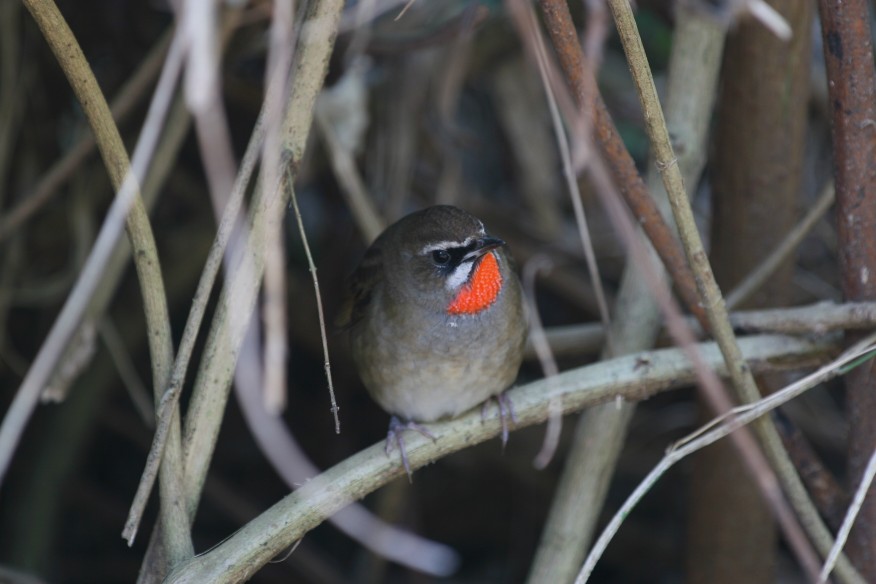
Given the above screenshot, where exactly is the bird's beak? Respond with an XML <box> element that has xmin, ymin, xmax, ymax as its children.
<box><xmin>464</xmin><ymin>237</ymin><xmax>505</xmax><ymax>261</ymax></box>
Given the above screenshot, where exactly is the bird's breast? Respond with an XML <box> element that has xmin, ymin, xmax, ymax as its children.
<box><xmin>351</xmin><ymin>277</ymin><xmax>525</xmax><ymax>422</ymax></box>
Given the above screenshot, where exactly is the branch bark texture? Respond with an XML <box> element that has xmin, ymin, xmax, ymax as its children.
<box><xmin>167</xmin><ymin>334</ymin><xmax>831</xmax><ymax>584</ymax></box>
<box><xmin>688</xmin><ymin>0</ymin><xmax>813</xmax><ymax>581</ymax></box>
<box><xmin>818</xmin><ymin>0</ymin><xmax>876</xmax><ymax>575</ymax></box>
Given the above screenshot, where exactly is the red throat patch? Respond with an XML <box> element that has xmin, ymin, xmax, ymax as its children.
<box><xmin>447</xmin><ymin>252</ymin><xmax>503</xmax><ymax>315</ymax></box>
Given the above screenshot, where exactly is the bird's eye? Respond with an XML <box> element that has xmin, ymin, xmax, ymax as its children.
<box><xmin>431</xmin><ymin>250</ymin><xmax>451</xmax><ymax>266</ymax></box>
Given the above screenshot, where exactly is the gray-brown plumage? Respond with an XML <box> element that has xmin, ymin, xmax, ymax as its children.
<box><xmin>339</xmin><ymin>206</ymin><xmax>527</xmax><ymax>477</ymax></box>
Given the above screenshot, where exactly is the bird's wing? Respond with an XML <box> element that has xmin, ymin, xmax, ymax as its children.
<box><xmin>335</xmin><ymin>244</ymin><xmax>383</xmax><ymax>330</ymax></box>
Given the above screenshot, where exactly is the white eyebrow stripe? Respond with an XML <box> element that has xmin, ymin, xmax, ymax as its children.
<box><xmin>445</xmin><ymin>261</ymin><xmax>475</xmax><ymax>291</ymax></box>
<box><xmin>419</xmin><ymin>236</ymin><xmax>475</xmax><ymax>255</ymax></box>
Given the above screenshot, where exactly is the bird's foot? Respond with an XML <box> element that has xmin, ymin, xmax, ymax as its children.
<box><xmin>481</xmin><ymin>391</ymin><xmax>518</xmax><ymax>450</ymax></box>
<box><xmin>386</xmin><ymin>416</ymin><xmax>435</xmax><ymax>482</ymax></box>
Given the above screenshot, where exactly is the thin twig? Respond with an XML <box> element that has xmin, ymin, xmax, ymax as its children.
<box><xmin>181</xmin><ymin>0</ymin><xmax>218</xmax><ymax>114</ymax></box>
<box><xmin>394</xmin><ymin>0</ymin><xmax>417</xmax><ymax>20</ymax></box>
<box><xmin>537</xmin><ymin>0</ymin><xmax>708</xmax><ymax>329</ymax></box>
<box><xmin>288</xmin><ymin>178</ymin><xmax>340</xmax><ymax>433</ymax></box>
<box><xmin>747</xmin><ymin>0</ymin><xmax>792</xmax><ymax>39</ymax></box>
<box><xmin>505</xmin><ymin>0</ymin><xmax>611</xmax><ymax>329</ymax></box>
<box><xmin>820</xmin><ymin>441</ymin><xmax>876</xmax><ymax>582</ymax></box>
<box><xmin>522</xmin><ymin>256</ymin><xmax>562</xmax><ymax>469</ymax></box>
<box><xmin>166</xmin><ymin>3</ymin><xmax>243</xmax><ymax>569</ymax></box>
<box><xmin>530</xmin><ymin>300</ymin><xmax>876</xmax><ymax>358</ymax></box>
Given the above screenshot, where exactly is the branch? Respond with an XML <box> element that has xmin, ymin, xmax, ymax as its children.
<box><xmin>8</xmin><ymin>0</ymin><xmax>189</xmax><ymax>565</ymax></box>
<box><xmin>529</xmin><ymin>300</ymin><xmax>876</xmax><ymax>358</ymax></box>
<box><xmin>578</xmin><ymin>333</ymin><xmax>876</xmax><ymax>582</ymax></box>
<box><xmin>166</xmin><ymin>333</ymin><xmax>833</xmax><ymax>584</ymax></box>
<box><xmin>179</xmin><ymin>0</ymin><xmax>345</xmax><ymax>521</ymax></box>
<box><xmin>528</xmin><ymin>4</ymin><xmax>726</xmax><ymax>581</ymax></box>
<box><xmin>818</xmin><ymin>0</ymin><xmax>876</xmax><ymax>574</ymax></box>
<box><xmin>608</xmin><ymin>0</ymin><xmax>863</xmax><ymax>581</ymax></box>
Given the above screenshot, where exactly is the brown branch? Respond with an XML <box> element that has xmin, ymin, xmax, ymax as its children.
<box><xmin>775</xmin><ymin>410</ymin><xmax>848</xmax><ymax>531</ymax></box>
<box><xmin>818</xmin><ymin>0</ymin><xmax>876</xmax><ymax>575</ymax></box>
<box><xmin>537</xmin><ymin>0</ymin><xmax>707</xmax><ymax>329</ymax></box>
<box><xmin>529</xmin><ymin>4</ymin><xmax>724</xmax><ymax>582</ymax></box>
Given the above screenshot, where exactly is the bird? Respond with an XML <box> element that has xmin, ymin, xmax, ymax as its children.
<box><xmin>337</xmin><ymin>205</ymin><xmax>527</xmax><ymax>479</ymax></box>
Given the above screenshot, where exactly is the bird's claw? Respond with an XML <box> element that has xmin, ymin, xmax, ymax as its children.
<box><xmin>481</xmin><ymin>391</ymin><xmax>517</xmax><ymax>449</ymax></box>
<box><xmin>385</xmin><ymin>416</ymin><xmax>435</xmax><ymax>482</ymax></box>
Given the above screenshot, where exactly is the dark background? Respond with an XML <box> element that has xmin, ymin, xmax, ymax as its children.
<box><xmin>0</xmin><ymin>1</ymin><xmax>845</xmax><ymax>582</ymax></box>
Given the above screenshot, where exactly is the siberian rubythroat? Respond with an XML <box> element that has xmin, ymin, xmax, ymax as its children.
<box><xmin>338</xmin><ymin>206</ymin><xmax>527</xmax><ymax>477</ymax></box>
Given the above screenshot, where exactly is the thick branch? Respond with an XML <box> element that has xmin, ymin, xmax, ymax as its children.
<box><xmin>818</xmin><ymin>0</ymin><xmax>876</xmax><ymax>574</ymax></box>
<box><xmin>167</xmin><ymin>334</ymin><xmax>832</xmax><ymax>584</ymax></box>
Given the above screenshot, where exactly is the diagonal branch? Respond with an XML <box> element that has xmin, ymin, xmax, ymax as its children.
<box><xmin>608</xmin><ymin>0</ymin><xmax>863</xmax><ymax>581</ymax></box>
<box><xmin>528</xmin><ymin>4</ymin><xmax>726</xmax><ymax>581</ymax></box>
<box><xmin>165</xmin><ymin>333</ymin><xmax>833</xmax><ymax>584</ymax></box>
<box><xmin>6</xmin><ymin>0</ymin><xmax>190</xmax><ymax>565</ymax></box>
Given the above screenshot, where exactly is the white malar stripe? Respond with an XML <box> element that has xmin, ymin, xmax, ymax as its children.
<box><xmin>445</xmin><ymin>261</ymin><xmax>474</xmax><ymax>291</ymax></box>
<box><xmin>419</xmin><ymin>237</ymin><xmax>474</xmax><ymax>255</ymax></box>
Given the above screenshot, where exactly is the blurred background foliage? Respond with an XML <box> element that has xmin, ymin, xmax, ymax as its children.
<box><xmin>0</xmin><ymin>0</ymin><xmax>846</xmax><ymax>582</ymax></box>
